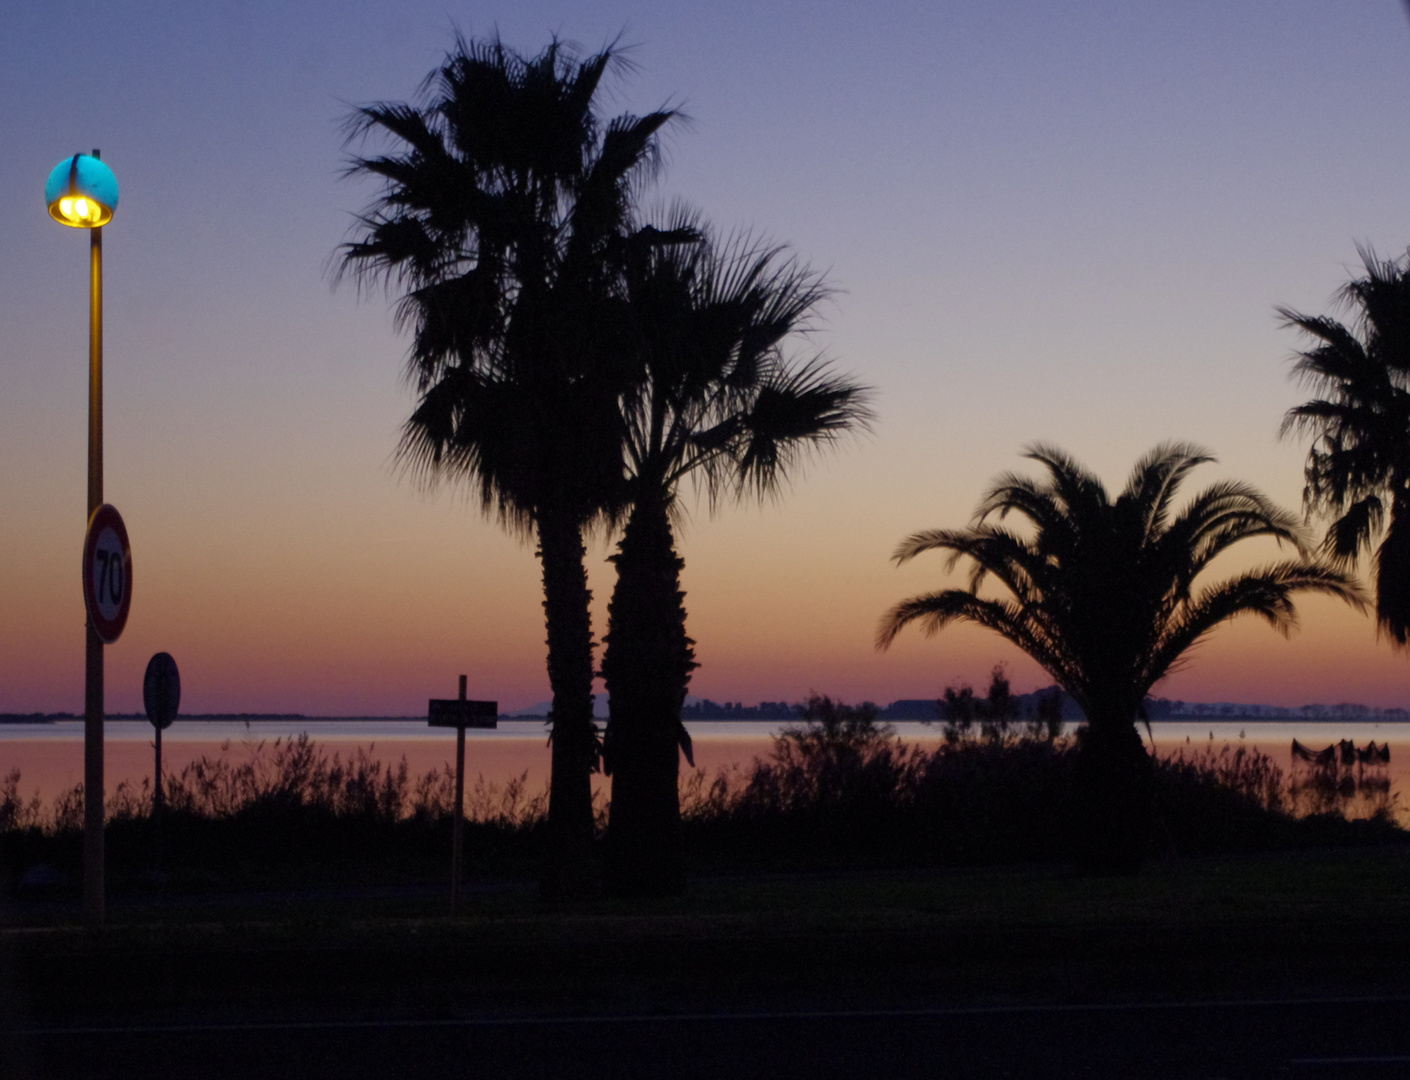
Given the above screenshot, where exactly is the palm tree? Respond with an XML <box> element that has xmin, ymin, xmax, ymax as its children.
<box><xmin>1279</xmin><ymin>246</ymin><xmax>1410</xmax><ymax>646</ymax></box>
<box><xmin>336</xmin><ymin>34</ymin><xmax>676</xmax><ymax>897</ymax></box>
<box><xmin>600</xmin><ymin>221</ymin><xmax>872</xmax><ymax>895</ymax></box>
<box><xmin>877</xmin><ymin>443</ymin><xmax>1363</xmax><ymax>872</ymax></box>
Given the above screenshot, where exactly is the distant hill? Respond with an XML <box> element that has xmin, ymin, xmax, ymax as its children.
<box><xmin>505</xmin><ymin>699</ymin><xmax>614</xmax><ymax>720</ymax></box>
<box><xmin>1145</xmin><ymin>698</ymin><xmax>1410</xmax><ymax>721</ymax></box>
<box><xmin>685</xmin><ymin>691</ymin><xmax>1410</xmax><ymax>724</ymax></box>
<box><xmin>891</xmin><ymin>690</ymin><xmax>1410</xmax><ymax>724</ymax></box>
<box><xmin>877</xmin><ymin>691</ymin><xmax>1081</xmax><ymax>722</ymax></box>
<box><xmin>5</xmin><ymin>695</ymin><xmax>1406</xmax><ymax>726</ymax></box>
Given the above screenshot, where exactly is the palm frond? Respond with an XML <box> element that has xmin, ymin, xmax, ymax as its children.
<box><xmin>882</xmin><ymin>444</ymin><xmax>1368</xmax><ymax>722</ymax></box>
<box><xmin>1321</xmin><ymin>495</ymin><xmax>1383</xmax><ymax>565</ymax></box>
<box><xmin>1145</xmin><ymin>561</ymin><xmax>1366</xmax><ymax>687</ymax></box>
<box><xmin>1280</xmin><ymin>247</ymin><xmax>1410</xmax><ymax>643</ymax></box>
<box><xmin>1121</xmin><ymin>441</ymin><xmax>1215</xmax><ymax>541</ymax></box>
<box><xmin>612</xmin><ymin>217</ymin><xmax>866</xmax><ymax>520</ymax></box>
<box><xmin>732</xmin><ymin>357</ymin><xmax>873</xmax><ymax>500</ymax></box>
<box><xmin>877</xmin><ymin>589</ymin><xmax>1018</xmax><ymax>649</ymax></box>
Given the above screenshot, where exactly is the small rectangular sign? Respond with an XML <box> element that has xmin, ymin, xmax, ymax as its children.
<box><xmin>428</xmin><ymin>699</ymin><xmax>499</xmax><ymax>729</ymax></box>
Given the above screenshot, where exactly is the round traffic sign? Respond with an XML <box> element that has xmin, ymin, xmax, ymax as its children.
<box><xmin>143</xmin><ymin>652</ymin><xmax>180</xmax><ymax>730</ymax></box>
<box><xmin>82</xmin><ymin>504</ymin><xmax>131</xmax><ymax>643</ymax></box>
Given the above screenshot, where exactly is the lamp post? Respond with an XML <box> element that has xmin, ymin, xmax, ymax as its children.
<box><xmin>46</xmin><ymin>150</ymin><xmax>119</xmax><ymax>928</ymax></box>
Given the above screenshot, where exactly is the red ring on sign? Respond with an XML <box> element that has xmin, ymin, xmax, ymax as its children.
<box><xmin>82</xmin><ymin>503</ymin><xmax>132</xmax><ymax>644</ymax></box>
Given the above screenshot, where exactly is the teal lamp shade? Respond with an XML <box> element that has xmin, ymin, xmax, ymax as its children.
<box><xmin>45</xmin><ymin>154</ymin><xmax>119</xmax><ymax>227</ymax></box>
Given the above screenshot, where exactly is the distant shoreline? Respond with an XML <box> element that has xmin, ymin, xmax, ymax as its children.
<box><xmin>4</xmin><ymin>713</ymin><xmax>1410</xmax><ymax>726</ymax></box>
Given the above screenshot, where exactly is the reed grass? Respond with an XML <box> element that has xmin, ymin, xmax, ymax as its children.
<box><xmin>1</xmin><ymin>707</ymin><xmax>1403</xmax><ymax>891</ymax></box>
<box><xmin>679</xmin><ymin>697</ymin><xmax>1405</xmax><ymax>868</ymax></box>
<box><xmin>2</xmin><ymin>731</ymin><xmax>553</xmax><ymax>836</ymax></box>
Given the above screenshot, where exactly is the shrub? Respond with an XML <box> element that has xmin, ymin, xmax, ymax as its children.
<box><xmin>914</xmin><ymin>736</ymin><xmax>1074</xmax><ymax>863</ymax></box>
<box><xmin>0</xmin><ymin>732</ymin><xmax>556</xmax><ymax>891</ymax></box>
<box><xmin>0</xmin><ymin>770</ymin><xmax>43</xmax><ymax>833</ymax></box>
<box><xmin>681</xmin><ymin>696</ymin><xmax>927</xmax><ymax>868</ymax></box>
<box><xmin>683</xmin><ymin>701</ymin><xmax>1407</xmax><ymax>871</ymax></box>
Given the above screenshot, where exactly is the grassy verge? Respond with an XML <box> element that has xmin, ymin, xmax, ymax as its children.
<box><xmin>4</xmin><ymin>846</ymin><xmax>1409</xmax><ymax>1028</ymax></box>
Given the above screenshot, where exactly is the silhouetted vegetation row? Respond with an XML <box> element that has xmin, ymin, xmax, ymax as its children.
<box><xmin>3</xmin><ymin>697</ymin><xmax>1401</xmax><ymax>895</ymax></box>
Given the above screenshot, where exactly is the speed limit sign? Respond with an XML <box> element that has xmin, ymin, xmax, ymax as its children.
<box><xmin>82</xmin><ymin>504</ymin><xmax>131</xmax><ymax>644</ymax></box>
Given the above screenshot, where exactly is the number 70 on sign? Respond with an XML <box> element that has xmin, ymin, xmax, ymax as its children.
<box><xmin>82</xmin><ymin>504</ymin><xmax>132</xmax><ymax>644</ymax></box>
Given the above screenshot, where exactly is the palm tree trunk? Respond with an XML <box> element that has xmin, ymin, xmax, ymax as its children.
<box><xmin>601</xmin><ymin>491</ymin><xmax>696</xmax><ymax>896</ymax></box>
<box><xmin>537</xmin><ymin>502</ymin><xmax>600</xmax><ymax>900</ymax></box>
<box><xmin>1375</xmin><ymin>492</ymin><xmax>1410</xmax><ymax>646</ymax></box>
<box><xmin>1071</xmin><ymin>702</ymin><xmax>1153</xmax><ymax>875</ymax></box>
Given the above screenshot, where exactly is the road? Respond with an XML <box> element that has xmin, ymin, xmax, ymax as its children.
<box><xmin>9</xmin><ymin>996</ymin><xmax>1410</xmax><ymax>1079</ymax></box>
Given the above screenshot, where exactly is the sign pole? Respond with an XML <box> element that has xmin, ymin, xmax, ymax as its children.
<box><xmin>153</xmin><ymin>723</ymin><xmax>163</xmax><ymax>871</ymax></box>
<box><xmin>46</xmin><ymin>147</ymin><xmax>122</xmax><ymax>931</ymax></box>
<box><xmin>453</xmin><ymin>675</ymin><xmax>467</xmax><ymax>913</ymax></box>
<box><xmin>142</xmin><ymin>652</ymin><xmax>179</xmax><ymax>879</ymax></box>
<box><xmin>154</xmin><ymin>723</ymin><xmax>163</xmax><ymax>815</ymax></box>
<box><xmin>428</xmin><ymin>681</ymin><xmax>495</xmax><ymax>914</ymax></box>
<box><xmin>82</xmin><ymin>198</ymin><xmax>105</xmax><ymax>931</ymax></box>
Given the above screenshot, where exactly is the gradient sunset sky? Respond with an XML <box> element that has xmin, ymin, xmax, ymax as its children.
<box><xmin>3</xmin><ymin>1</ymin><xmax>1409</xmax><ymax>715</ymax></box>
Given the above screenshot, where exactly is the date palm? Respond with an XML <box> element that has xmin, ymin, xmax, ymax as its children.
<box><xmin>600</xmin><ymin>220</ymin><xmax>872</xmax><ymax>895</ymax></box>
<box><xmin>877</xmin><ymin>443</ymin><xmax>1363</xmax><ymax>872</ymax></box>
<box><xmin>1280</xmin><ymin>246</ymin><xmax>1410</xmax><ymax>646</ymax></box>
<box><xmin>336</xmin><ymin>34</ymin><xmax>675</xmax><ymax>897</ymax></box>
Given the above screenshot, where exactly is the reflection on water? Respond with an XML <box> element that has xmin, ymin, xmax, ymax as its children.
<box><xmin>2</xmin><ymin>719</ymin><xmax>1407</xmax><ymax>820</ymax></box>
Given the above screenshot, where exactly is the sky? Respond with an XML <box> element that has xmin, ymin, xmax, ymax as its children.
<box><xmin>2</xmin><ymin>1</ymin><xmax>1410</xmax><ymax>715</ymax></box>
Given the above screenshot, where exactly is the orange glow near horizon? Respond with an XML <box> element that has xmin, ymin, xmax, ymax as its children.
<box><xmin>3</xmin><ymin>449</ymin><xmax>1404</xmax><ymax>717</ymax></box>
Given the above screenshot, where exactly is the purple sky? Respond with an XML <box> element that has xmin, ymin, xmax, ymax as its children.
<box><xmin>2</xmin><ymin>2</ymin><xmax>1409</xmax><ymax>714</ymax></box>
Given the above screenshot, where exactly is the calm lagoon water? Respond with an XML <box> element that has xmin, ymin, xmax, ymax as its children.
<box><xmin>2</xmin><ymin>718</ymin><xmax>1406</xmax><ymax>811</ymax></box>
<box><xmin>4</xmin><ymin>719</ymin><xmax>793</xmax><ymax>804</ymax></box>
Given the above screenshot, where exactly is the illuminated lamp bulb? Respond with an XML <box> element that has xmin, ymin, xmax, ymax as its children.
<box><xmin>45</xmin><ymin>154</ymin><xmax>118</xmax><ymax>228</ymax></box>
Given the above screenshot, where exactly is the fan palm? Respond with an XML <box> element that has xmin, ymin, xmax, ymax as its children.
<box><xmin>877</xmin><ymin>443</ymin><xmax>1363</xmax><ymax>872</ymax></box>
<box><xmin>1279</xmin><ymin>246</ymin><xmax>1410</xmax><ymax>646</ymax></box>
<box><xmin>600</xmin><ymin>220</ymin><xmax>872</xmax><ymax>895</ymax></box>
<box><xmin>336</xmin><ymin>34</ymin><xmax>675</xmax><ymax>897</ymax></box>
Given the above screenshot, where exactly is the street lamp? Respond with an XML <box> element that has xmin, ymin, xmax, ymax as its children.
<box><xmin>46</xmin><ymin>154</ymin><xmax>117</xmax><ymax>228</ymax></box>
<box><xmin>46</xmin><ymin>150</ymin><xmax>119</xmax><ymax>928</ymax></box>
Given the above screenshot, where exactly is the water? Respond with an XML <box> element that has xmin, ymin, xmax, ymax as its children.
<box><xmin>0</xmin><ymin>718</ymin><xmax>898</xmax><ymax>806</ymax></box>
<box><xmin>2</xmin><ymin>718</ymin><xmax>1406</xmax><ymax>812</ymax></box>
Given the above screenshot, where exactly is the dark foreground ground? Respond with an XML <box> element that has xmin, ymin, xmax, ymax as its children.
<box><xmin>4</xmin><ymin>848</ymin><xmax>1410</xmax><ymax>1079</ymax></box>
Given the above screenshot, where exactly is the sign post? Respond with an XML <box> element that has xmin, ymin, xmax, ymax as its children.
<box><xmin>47</xmin><ymin>150</ymin><xmax>121</xmax><ymax>930</ymax></box>
<box><xmin>428</xmin><ymin>676</ymin><xmax>496</xmax><ymax>913</ymax></box>
<box><xmin>143</xmin><ymin>652</ymin><xmax>179</xmax><ymax>873</ymax></box>
<box><xmin>80</xmin><ymin>502</ymin><xmax>131</xmax><ymax>926</ymax></box>
<box><xmin>82</xmin><ymin>504</ymin><xmax>132</xmax><ymax>645</ymax></box>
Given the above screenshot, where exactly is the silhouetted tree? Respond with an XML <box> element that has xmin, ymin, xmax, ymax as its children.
<box><xmin>600</xmin><ymin>220</ymin><xmax>871</xmax><ymax>895</ymax></box>
<box><xmin>940</xmin><ymin>667</ymin><xmax>1018</xmax><ymax>745</ymax></box>
<box><xmin>1280</xmin><ymin>246</ymin><xmax>1410</xmax><ymax>646</ymax></box>
<box><xmin>1028</xmin><ymin>687</ymin><xmax>1064</xmax><ymax>741</ymax></box>
<box><xmin>336</xmin><ymin>34</ymin><xmax>676</xmax><ymax>897</ymax></box>
<box><xmin>877</xmin><ymin>443</ymin><xmax>1363</xmax><ymax>873</ymax></box>
<box><xmin>940</xmin><ymin>685</ymin><xmax>976</xmax><ymax>745</ymax></box>
<box><xmin>978</xmin><ymin>665</ymin><xmax>1019</xmax><ymax>744</ymax></box>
